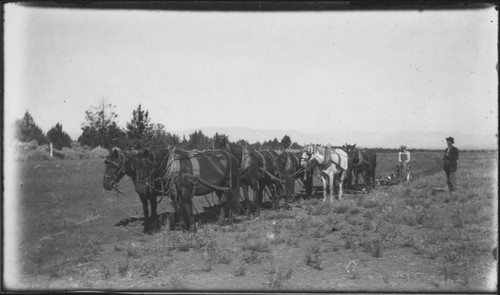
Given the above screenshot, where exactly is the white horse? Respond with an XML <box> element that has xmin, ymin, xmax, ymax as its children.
<box><xmin>300</xmin><ymin>144</ymin><xmax>349</xmax><ymax>202</ymax></box>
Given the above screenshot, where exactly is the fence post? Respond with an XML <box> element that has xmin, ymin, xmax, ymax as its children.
<box><xmin>50</xmin><ymin>142</ymin><xmax>53</xmax><ymax>157</ymax></box>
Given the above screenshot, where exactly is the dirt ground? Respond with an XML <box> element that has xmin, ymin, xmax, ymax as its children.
<box><xmin>4</xmin><ymin>151</ymin><xmax>498</xmax><ymax>292</ymax></box>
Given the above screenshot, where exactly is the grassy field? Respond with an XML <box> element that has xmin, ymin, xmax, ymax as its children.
<box><xmin>5</xmin><ymin>150</ymin><xmax>498</xmax><ymax>291</ymax></box>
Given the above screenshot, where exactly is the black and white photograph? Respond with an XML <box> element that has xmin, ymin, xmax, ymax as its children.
<box><xmin>3</xmin><ymin>1</ymin><xmax>498</xmax><ymax>292</ymax></box>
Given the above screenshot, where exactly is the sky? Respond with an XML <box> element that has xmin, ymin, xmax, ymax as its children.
<box><xmin>4</xmin><ymin>4</ymin><xmax>498</xmax><ymax>141</ymax></box>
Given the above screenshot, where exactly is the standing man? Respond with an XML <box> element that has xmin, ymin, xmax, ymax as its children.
<box><xmin>397</xmin><ymin>145</ymin><xmax>411</xmax><ymax>180</ymax></box>
<box><xmin>443</xmin><ymin>137</ymin><xmax>459</xmax><ymax>192</ymax></box>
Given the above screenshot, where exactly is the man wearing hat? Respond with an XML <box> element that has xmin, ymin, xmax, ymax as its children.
<box><xmin>397</xmin><ymin>145</ymin><xmax>411</xmax><ymax>180</ymax></box>
<box><xmin>443</xmin><ymin>137</ymin><xmax>459</xmax><ymax>192</ymax></box>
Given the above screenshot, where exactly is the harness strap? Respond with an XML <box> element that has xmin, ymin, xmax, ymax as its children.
<box><xmin>255</xmin><ymin>151</ymin><xmax>267</xmax><ymax>171</ymax></box>
<box><xmin>331</xmin><ymin>149</ymin><xmax>348</xmax><ymax>171</ymax></box>
<box><xmin>218</xmin><ymin>149</ymin><xmax>233</xmax><ymax>192</ymax></box>
<box><xmin>180</xmin><ymin>173</ymin><xmax>231</xmax><ymax>192</ymax></box>
<box><xmin>285</xmin><ymin>152</ymin><xmax>292</xmax><ymax>173</ymax></box>
<box><xmin>263</xmin><ymin>168</ymin><xmax>286</xmax><ymax>183</ymax></box>
<box><xmin>263</xmin><ymin>151</ymin><xmax>283</xmax><ymax>177</ymax></box>
<box><xmin>323</xmin><ymin>146</ymin><xmax>332</xmax><ymax>166</ymax></box>
<box><xmin>187</xmin><ymin>151</ymin><xmax>200</xmax><ymax>177</ymax></box>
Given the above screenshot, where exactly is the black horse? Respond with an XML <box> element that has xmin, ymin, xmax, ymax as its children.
<box><xmin>103</xmin><ymin>147</ymin><xmax>160</xmax><ymax>233</ymax></box>
<box><xmin>257</xmin><ymin>150</ymin><xmax>286</xmax><ymax>210</ymax></box>
<box><xmin>133</xmin><ymin>147</ymin><xmax>246</xmax><ymax>232</ymax></box>
<box><xmin>277</xmin><ymin>150</ymin><xmax>313</xmax><ymax>202</ymax></box>
<box><xmin>213</xmin><ymin>139</ymin><xmax>285</xmax><ymax>212</ymax></box>
<box><xmin>213</xmin><ymin>139</ymin><xmax>255</xmax><ymax>212</ymax></box>
<box><xmin>343</xmin><ymin>144</ymin><xmax>377</xmax><ymax>190</ymax></box>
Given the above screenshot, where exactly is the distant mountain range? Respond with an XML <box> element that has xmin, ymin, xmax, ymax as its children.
<box><xmin>175</xmin><ymin>126</ymin><xmax>497</xmax><ymax>150</ymax></box>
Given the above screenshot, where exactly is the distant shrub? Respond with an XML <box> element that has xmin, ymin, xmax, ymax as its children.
<box><xmin>15</xmin><ymin>139</ymin><xmax>39</xmax><ymax>151</ymax></box>
<box><xmin>71</xmin><ymin>142</ymin><xmax>92</xmax><ymax>153</ymax></box>
<box><xmin>62</xmin><ymin>147</ymin><xmax>81</xmax><ymax>160</ymax></box>
<box><xmin>89</xmin><ymin>146</ymin><xmax>109</xmax><ymax>159</ymax></box>
<box><xmin>13</xmin><ymin>140</ymin><xmax>45</xmax><ymax>161</ymax></box>
<box><xmin>37</xmin><ymin>144</ymin><xmax>49</xmax><ymax>152</ymax></box>
<box><xmin>26</xmin><ymin>149</ymin><xmax>52</xmax><ymax>161</ymax></box>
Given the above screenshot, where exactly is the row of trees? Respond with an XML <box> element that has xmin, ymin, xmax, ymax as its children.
<box><xmin>14</xmin><ymin>101</ymin><xmax>301</xmax><ymax>151</ymax></box>
<box><xmin>15</xmin><ymin>112</ymin><xmax>72</xmax><ymax>150</ymax></box>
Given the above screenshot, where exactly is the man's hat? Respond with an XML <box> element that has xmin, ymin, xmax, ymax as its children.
<box><xmin>446</xmin><ymin>137</ymin><xmax>455</xmax><ymax>144</ymax></box>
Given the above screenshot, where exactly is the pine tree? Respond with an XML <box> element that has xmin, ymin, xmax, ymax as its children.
<box><xmin>281</xmin><ymin>135</ymin><xmax>292</xmax><ymax>150</ymax></box>
<box><xmin>47</xmin><ymin>123</ymin><xmax>72</xmax><ymax>150</ymax></box>
<box><xmin>187</xmin><ymin>130</ymin><xmax>210</xmax><ymax>150</ymax></box>
<box><xmin>15</xmin><ymin>111</ymin><xmax>48</xmax><ymax>144</ymax></box>
<box><xmin>125</xmin><ymin>104</ymin><xmax>153</xmax><ymax>149</ymax></box>
<box><xmin>148</xmin><ymin>123</ymin><xmax>181</xmax><ymax>149</ymax></box>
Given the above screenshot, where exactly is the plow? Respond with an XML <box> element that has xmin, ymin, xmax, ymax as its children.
<box><xmin>377</xmin><ymin>163</ymin><xmax>413</xmax><ymax>186</ymax></box>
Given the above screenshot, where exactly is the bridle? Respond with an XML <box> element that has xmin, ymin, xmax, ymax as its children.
<box><xmin>300</xmin><ymin>145</ymin><xmax>315</xmax><ymax>163</ymax></box>
<box><xmin>104</xmin><ymin>157</ymin><xmax>125</xmax><ymax>188</ymax></box>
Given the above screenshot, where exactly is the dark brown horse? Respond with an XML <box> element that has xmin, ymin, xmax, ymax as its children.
<box><xmin>257</xmin><ymin>150</ymin><xmax>286</xmax><ymax>210</ymax></box>
<box><xmin>103</xmin><ymin>147</ymin><xmax>160</xmax><ymax>233</ymax></box>
<box><xmin>278</xmin><ymin>150</ymin><xmax>314</xmax><ymax>201</ymax></box>
<box><xmin>133</xmin><ymin>147</ymin><xmax>246</xmax><ymax>232</ymax></box>
<box><xmin>343</xmin><ymin>144</ymin><xmax>377</xmax><ymax>190</ymax></box>
<box><xmin>213</xmin><ymin>139</ymin><xmax>285</xmax><ymax>212</ymax></box>
<box><xmin>232</xmin><ymin>147</ymin><xmax>285</xmax><ymax>211</ymax></box>
<box><xmin>213</xmin><ymin>139</ymin><xmax>255</xmax><ymax>212</ymax></box>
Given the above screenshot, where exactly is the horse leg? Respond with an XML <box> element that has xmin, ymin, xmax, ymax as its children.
<box><xmin>269</xmin><ymin>183</ymin><xmax>278</xmax><ymax>211</ymax></box>
<box><xmin>329</xmin><ymin>172</ymin><xmax>334</xmax><ymax>203</ymax></box>
<box><xmin>363</xmin><ymin>168</ymin><xmax>370</xmax><ymax>191</ymax></box>
<box><xmin>150</xmin><ymin>193</ymin><xmax>159</xmax><ymax>233</ymax></box>
<box><xmin>169</xmin><ymin>194</ymin><xmax>179</xmax><ymax>230</ymax></box>
<box><xmin>354</xmin><ymin>167</ymin><xmax>359</xmax><ymax>187</ymax></box>
<box><xmin>215</xmin><ymin>190</ymin><xmax>227</xmax><ymax>224</ymax></box>
<box><xmin>345</xmin><ymin>168</ymin><xmax>352</xmax><ymax>189</ymax></box>
<box><xmin>285</xmin><ymin>177</ymin><xmax>294</xmax><ymax>204</ymax></box>
<box><xmin>276</xmin><ymin>183</ymin><xmax>283</xmax><ymax>209</ymax></box>
<box><xmin>372</xmin><ymin>167</ymin><xmax>377</xmax><ymax>189</ymax></box>
<box><xmin>304</xmin><ymin>169</ymin><xmax>313</xmax><ymax>199</ymax></box>
<box><xmin>256</xmin><ymin>179</ymin><xmax>265</xmax><ymax>213</ymax></box>
<box><xmin>321</xmin><ymin>174</ymin><xmax>327</xmax><ymax>202</ymax></box>
<box><xmin>178</xmin><ymin>186</ymin><xmax>196</xmax><ymax>232</ymax></box>
<box><xmin>241</xmin><ymin>184</ymin><xmax>251</xmax><ymax>213</ymax></box>
<box><xmin>338</xmin><ymin>171</ymin><xmax>345</xmax><ymax>200</ymax></box>
<box><xmin>139</xmin><ymin>194</ymin><xmax>150</xmax><ymax>234</ymax></box>
<box><xmin>172</xmin><ymin>192</ymin><xmax>186</xmax><ymax>231</ymax></box>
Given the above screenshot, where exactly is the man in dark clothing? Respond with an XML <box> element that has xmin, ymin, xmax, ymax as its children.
<box><xmin>443</xmin><ymin>137</ymin><xmax>459</xmax><ymax>192</ymax></box>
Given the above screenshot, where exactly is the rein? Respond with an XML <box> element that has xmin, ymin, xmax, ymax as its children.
<box><xmin>289</xmin><ymin>161</ymin><xmax>316</xmax><ymax>178</ymax></box>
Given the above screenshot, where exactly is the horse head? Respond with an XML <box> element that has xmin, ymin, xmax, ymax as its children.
<box><xmin>343</xmin><ymin>143</ymin><xmax>359</xmax><ymax>165</ymax></box>
<box><xmin>103</xmin><ymin>147</ymin><xmax>126</xmax><ymax>190</ymax></box>
<box><xmin>300</xmin><ymin>144</ymin><xmax>315</xmax><ymax>168</ymax></box>
<box><xmin>343</xmin><ymin>143</ymin><xmax>356</xmax><ymax>155</ymax></box>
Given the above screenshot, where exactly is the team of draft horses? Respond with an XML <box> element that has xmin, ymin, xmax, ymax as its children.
<box><xmin>103</xmin><ymin>140</ymin><xmax>377</xmax><ymax>234</ymax></box>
